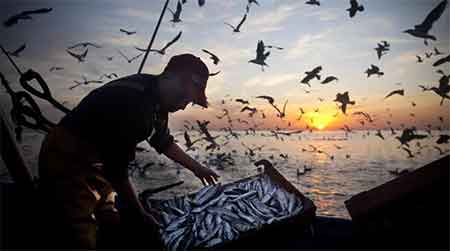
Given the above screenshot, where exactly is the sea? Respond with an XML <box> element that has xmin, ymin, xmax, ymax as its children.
<box><xmin>2</xmin><ymin>129</ymin><xmax>449</xmax><ymax>220</ymax></box>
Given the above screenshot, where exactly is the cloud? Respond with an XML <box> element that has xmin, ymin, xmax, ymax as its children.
<box><xmin>243</xmin><ymin>73</ymin><xmax>297</xmax><ymax>88</ymax></box>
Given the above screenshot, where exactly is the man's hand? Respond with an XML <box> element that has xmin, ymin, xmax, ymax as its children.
<box><xmin>192</xmin><ymin>163</ymin><xmax>220</xmax><ymax>186</ymax></box>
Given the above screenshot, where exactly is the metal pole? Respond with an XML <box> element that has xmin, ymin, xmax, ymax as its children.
<box><xmin>137</xmin><ymin>0</ymin><xmax>170</xmax><ymax>74</ymax></box>
<box><xmin>0</xmin><ymin>44</ymin><xmax>23</xmax><ymax>75</ymax></box>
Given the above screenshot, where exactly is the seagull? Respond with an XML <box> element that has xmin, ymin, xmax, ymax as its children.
<box><xmin>99</xmin><ymin>73</ymin><xmax>118</xmax><ymax>80</ymax></box>
<box><xmin>66</xmin><ymin>48</ymin><xmax>88</xmax><ymax>62</ymax></box>
<box><xmin>402</xmin><ymin>147</ymin><xmax>415</xmax><ymax>158</ymax></box>
<box><xmin>225</xmin><ymin>13</ymin><xmax>247</xmax><ymax>32</ymax></box>
<box><xmin>334</xmin><ymin>91</ymin><xmax>355</xmax><ymax>114</ymax></box>
<box><xmin>168</xmin><ymin>0</ymin><xmax>183</xmax><ymax>23</ymax></box>
<box><xmin>321</xmin><ymin>76</ymin><xmax>338</xmax><ymax>84</ymax></box>
<box><xmin>433</xmin><ymin>54</ymin><xmax>450</xmax><ymax>67</ymax></box>
<box><xmin>117</xmin><ymin>49</ymin><xmax>143</xmax><ymax>63</ymax></box>
<box><xmin>246</xmin><ymin>0</ymin><xmax>260</xmax><ymax>13</ymax></box>
<box><xmin>305</xmin><ymin>0</ymin><xmax>320</xmax><ymax>6</ymax></box>
<box><xmin>384</xmin><ymin>89</ymin><xmax>404</xmax><ymax>99</ymax></box>
<box><xmin>241</xmin><ymin>106</ymin><xmax>257</xmax><ymax>117</ymax></box>
<box><xmin>202</xmin><ymin>49</ymin><xmax>220</xmax><ymax>65</ymax></box>
<box><xmin>67</xmin><ymin>42</ymin><xmax>101</xmax><ymax>50</ymax></box>
<box><xmin>7</xmin><ymin>44</ymin><xmax>26</xmax><ymax>57</ymax></box>
<box><xmin>119</xmin><ymin>28</ymin><xmax>136</xmax><ymax>35</ymax></box>
<box><xmin>265</xmin><ymin>44</ymin><xmax>284</xmax><ymax>50</ymax></box>
<box><xmin>235</xmin><ymin>98</ymin><xmax>249</xmax><ymax>105</ymax></box>
<box><xmin>209</xmin><ymin>71</ymin><xmax>221</xmax><ymax>77</ymax></box>
<box><xmin>436</xmin><ymin>134</ymin><xmax>450</xmax><ymax>144</ymax></box>
<box><xmin>396</xmin><ymin>127</ymin><xmax>427</xmax><ymax>147</ymax></box>
<box><xmin>69</xmin><ymin>76</ymin><xmax>103</xmax><ymax>90</ymax></box>
<box><xmin>198</xmin><ymin>0</ymin><xmax>206</xmax><ymax>7</ymax></box>
<box><xmin>249</xmin><ymin>40</ymin><xmax>270</xmax><ymax>71</ymax></box>
<box><xmin>352</xmin><ymin>111</ymin><xmax>373</xmax><ymax>123</ymax></box>
<box><xmin>375</xmin><ymin>130</ymin><xmax>385</xmax><ymax>140</ymax></box>
<box><xmin>404</xmin><ymin>0</ymin><xmax>448</xmax><ymax>45</ymax></box>
<box><xmin>374</xmin><ymin>42</ymin><xmax>390</xmax><ymax>60</ymax></box>
<box><xmin>426</xmin><ymin>74</ymin><xmax>450</xmax><ymax>105</ymax></box>
<box><xmin>416</xmin><ymin>55</ymin><xmax>424</xmax><ymax>63</ymax></box>
<box><xmin>301</xmin><ymin>66</ymin><xmax>322</xmax><ymax>86</ymax></box>
<box><xmin>365</xmin><ymin>64</ymin><xmax>384</xmax><ymax>77</ymax></box>
<box><xmin>3</xmin><ymin>8</ymin><xmax>53</xmax><ymax>27</ymax></box>
<box><xmin>49</xmin><ymin>66</ymin><xmax>64</xmax><ymax>72</ymax></box>
<box><xmin>184</xmin><ymin>131</ymin><xmax>202</xmax><ymax>151</ymax></box>
<box><xmin>346</xmin><ymin>0</ymin><xmax>364</xmax><ymax>18</ymax></box>
<box><xmin>145</xmin><ymin>31</ymin><xmax>182</xmax><ymax>55</ymax></box>
<box><xmin>425</xmin><ymin>52</ymin><xmax>433</xmax><ymax>58</ymax></box>
<box><xmin>433</xmin><ymin>47</ymin><xmax>443</xmax><ymax>55</ymax></box>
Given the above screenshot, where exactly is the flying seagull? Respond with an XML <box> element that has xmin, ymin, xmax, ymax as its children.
<box><xmin>384</xmin><ymin>89</ymin><xmax>405</xmax><ymax>99</ymax></box>
<box><xmin>4</xmin><ymin>8</ymin><xmax>53</xmax><ymax>27</ymax></box>
<box><xmin>365</xmin><ymin>64</ymin><xmax>384</xmax><ymax>77</ymax></box>
<box><xmin>305</xmin><ymin>0</ymin><xmax>320</xmax><ymax>6</ymax></box>
<box><xmin>249</xmin><ymin>40</ymin><xmax>270</xmax><ymax>71</ymax></box>
<box><xmin>225</xmin><ymin>13</ymin><xmax>247</xmax><ymax>33</ymax></box>
<box><xmin>321</xmin><ymin>76</ymin><xmax>338</xmax><ymax>84</ymax></box>
<box><xmin>300</xmin><ymin>66</ymin><xmax>322</xmax><ymax>87</ymax></box>
<box><xmin>66</xmin><ymin>48</ymin><xmax>88</xmax><ymax>63</ymax></box>
<box><xmin>67</xmin><ymin>42</ymin><xmax>101</xmax><ymax>50</ymax></box>
<box><xmin>202</xmin><ymin>49</ymin><xmax>220</xmax><ymax>65</ymax></box>
<box><xmin>143</xmin><ymin>31</ymin><xmax>182</xmax><ymax>55</ymax></box>
<box><xmin>403</xmin><ymin>0</ymin><xmax>448</xmax><ymax>45</ymax></box>
<box><xmin>117</xmin><ymin>49</ymin><xmax>142</xmax><ymax>63</ymax></box>
<box><xmin>7</xmin><ymin>44</ymin><xmax>26</xmax><ymax>57</ymax></box>
<box><xmin>119</xmin><ymin>28</ymin><xmax>136</xmax><ymax>35</ymax></box>
<box><xmin>346</xmin><ymin>0</ymin><xmax>364</xmax><ymax>18</ymax></box>
<box><xmin>334</xmin><ymin>91</ymin><xmax>355</xmax><ymax>114</ymax></box>
<box><xmin>168</xmin><ymin>1</ymin><xmax>183</xmax><ymax>23</ymax></box>
<box><xmin>433</xmin><ymin>54</ymin><xmax>450</xmax><ymax>67</ymax></box>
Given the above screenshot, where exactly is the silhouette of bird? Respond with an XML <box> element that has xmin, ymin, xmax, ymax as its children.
<box><xmin>425</xmin><ymin>52</ymin><xmax>433</xmax><ymax>58</ymax></box>
<box><xmin>264</xmin><ymin>44</ymin><xmax>284</xmax><ymax>50</ymax></box>
<box><xmin>375</xmin><ymin>42</ymin><xmax>390</xmax><ymax>60</ymax></box>
<box><xmin>433</xmin><ymin>47</ymin><xmax>443</xmax><ymax>55</ymax></box>
<box><xmin>67</xmin><ymin>42</ymin><xmax>101</xmax><ymax>50</ymax></box>
<box><xmin>436</xmin><ymin>134</ymin><xmax>450</xmax><ymax>144</ymax></box>
<box><xmin>246</xmin><ymin>0</ymin><xmax>260</xmax><ymax>13</ymax></box>
<box><xmin>433</xmin><ymin>54</ymin><xmax>450</xmax><ymax>67</ymax></box>
<box><xmin>301</xmin><ymin>66</ymin><xmax>322</xmax><ymax>86</ymax></box>
<box><xmin>209</xmin><ymin>71</ymin><xmax>221</xmax><ymax>76</ymax></box>
<box><xmin>396</xmin><ymin>127</ymin><xmax>427</xmax><ymax>147</ymax></box>
<box><xmin>241</xmin><ymin>106</ymin><xmax>257</xmax><ymax>117</ymax></box>
<box><xmin>7</xmin><ymin>44</ymin><xmax>26</xmax><ymax>57</ymax></box>
<box><xmin>305</xmin><ymin>0</ymin><xmax>320</xmax><ymax>6</ymax></box>
<box><xmin>334</xmin><ymin>91</ymin><xmax>355</xmax><ymax>114</ymax></box>
<box><xmin>249</xmin><ymin>40</ymin><xmax>270</xmax><ymax>71</ymax></box>
<box><xmin>321</xmin><ymin>76</ymin><xmax>338</xmax><ymax>84</ymax></box>
<box><xmin>235</xmin><ymin>98</ymin><xmax>249</xmax><ymax>105</ymax></box>
<box><xmin>225</xmin><ymin>13</ymin><xmax>247</xmax><ymax>32</ymax></box>
<box><xmin>416</xmin><ymin>55</ymin><xmax>424</xmax><ymax>63</ymax></box>
<box><xmin>198</xmin><ymin>0</ymin><xmax>206</xmax><ymax>7</ymax></box>
<box><xmin>184</xmin><ymin>131</ymin><xmax>202</xmax><ymax>150</ymax></box>
<box><xmin>256</xmin><ymin>95</ymin><xmax>274</xmax><ymax>104</ymax></box>
<box><xmin>117</xmin><ymin>49</ymin><xmax>142</xmax><ymax>63</ymax></box>
<box><xmin>418</xmin><ymin>84</ymin><xmax>430</xmax><ymax>91</ymax></box>
<box><xmin>404</xmin><ymin>0</ymin><xmax>447</xmax><ymax>44</ymax></box>
<box><xmin>401</xmin><ymin>147</ymin><xmax>414</xmax><ymax>158</ymax></box>
<box><xmin>69</xmin><ymin>76</ymin><xmax>102</xmax><ymax>90</ymax></box>
<box><xmin>202</xmin><ymin>49</ymin><xmax>220</xmax><ymax>65</ymax></box>
<box><xmin>375</xmin><ymin>130</ymin><xmax>385</xmax><ymax>140</ymax></box>
<box><xmin>119</xmin><ymin>28</ymin><xmax>136</xmax><ymax>35</ymax></box>
<box><xmin>384</xmin><ymin>89</ymin><xmax>404</xmax><ymax>99</ymax></box>
<box><xmin>365</xmin><ymin>64</ymin><xmax>384</xmax><ymax>77</ymax></box>
<box><xmin>145</xmin><ymin>31</ymin><xmax>182</xmax><ymax>55</ymax></box>
<box><xmin>168</xmin><ymin>0</ymin><xmax>183</xmax><ymax>23</ymax></box>
<box><xmin>106</xmin><ymin>56</ymin><xmax>114</xmax><ymax>61</ymax></box>
<box><xmin>434</xmin><ymin>146</ymin><xmax>446</xmax><ymax>155</ymax></box>
<box><xmin>426</xmin><ymin>74</ymin><xmax>450</xmax><ymax>105</ymax></box>
<box><xmin>49</xmin><ymin>66</ymin><xmax>63</xmax><ymax>72</ymax></box>
<box><xmin>3</xmin><ymin>8</ymin><xmax>53</xmax><ymax>27</ymax></box>
<box><xmin>346</xmin><ymin>0</ymin><xmax>364</xmax><ymax>18</ymax></box>
<box><xmin>352</xmin><ymin>111</ymin><xmax>373</xmax><ymax>123</ymax></box>
<box><xmin>99</xmin><ymin>73</ymin><xmax>118</xmax><ymax>80</ymax></box>
<box><xmin>66</xmin><ymin>48</ymin><xmax>88</xmax><ymax>62</ymax></box>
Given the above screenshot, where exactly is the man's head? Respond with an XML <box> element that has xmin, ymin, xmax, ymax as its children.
<box><xmin>158</xmin><ymin>54</ymin><xmax>209</xmax><ymax>112</ymax></box>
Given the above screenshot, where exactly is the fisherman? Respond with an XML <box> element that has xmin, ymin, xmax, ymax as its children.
<box><xmin>37</xmin><ymin>53</ymin><xmax>220</xmax><ymax>249</ymax></box>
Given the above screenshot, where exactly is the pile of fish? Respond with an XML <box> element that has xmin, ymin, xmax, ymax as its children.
<box><xmin>144</xmin><ymin>174</ymin><xmax>304</xmax><ymax>250</ymax></box>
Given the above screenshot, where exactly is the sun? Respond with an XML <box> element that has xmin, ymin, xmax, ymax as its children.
<box><xmin>308</xmin><ymin>113</ymin><xmax>334</xmax><ymax>131</ymax></box>
<box><xmin>316</xmin><ymin>123</ymin><xmax>326</xmax><ymax>130</ymax></box>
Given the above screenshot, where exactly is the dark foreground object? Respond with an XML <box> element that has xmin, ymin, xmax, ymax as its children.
<box><xmin>1</xmin><ymin>155</ymin><xmax>448</xmax><ymax>249</ymax></box>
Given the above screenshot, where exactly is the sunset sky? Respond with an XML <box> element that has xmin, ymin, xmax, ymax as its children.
<box><xmin>1</xmin><ymin>0</ymin><xmax>449</xmax><ymax>131</ymax></box>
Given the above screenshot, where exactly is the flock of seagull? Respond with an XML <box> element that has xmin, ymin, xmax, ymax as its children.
<box><xmin>1</xmin><ymin>0</ymin><xmax>449</xmax><ymax>179</ymax></box>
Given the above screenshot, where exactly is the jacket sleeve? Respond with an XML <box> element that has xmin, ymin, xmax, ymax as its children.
<box><xmin>148</xmin><ymin>112</ymin><xmax>174</xmax><ymax>154</ymax></box>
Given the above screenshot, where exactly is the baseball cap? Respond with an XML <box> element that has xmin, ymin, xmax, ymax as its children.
<box><xmin>164</xmin><ymin>53</ymin><xmax>209</xmax><ymax>108</ymax></box>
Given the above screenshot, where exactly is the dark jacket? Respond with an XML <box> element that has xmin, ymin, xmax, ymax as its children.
<box><xmin>59</xmin><ymin>74</ymin><xmax>174</xmax><ymax>180</ymax></box>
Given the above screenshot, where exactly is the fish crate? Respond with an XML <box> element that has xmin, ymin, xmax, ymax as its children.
<box><xmin>140</xmin><ymin>164</ymin><xmax>316</xmax><ymax>250</ymax></box>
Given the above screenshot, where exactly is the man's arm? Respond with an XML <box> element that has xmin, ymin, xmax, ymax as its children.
<box><xmin>163</xmin><ymin>142</ymin><xmax>219</xmax><ymax>185</ymax></box>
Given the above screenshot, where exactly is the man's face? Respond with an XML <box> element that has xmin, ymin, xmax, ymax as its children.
<box><xmin>167</xmin><ymin>74</ymin><xmax>197</xmax><ymax>113</ymax></box>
